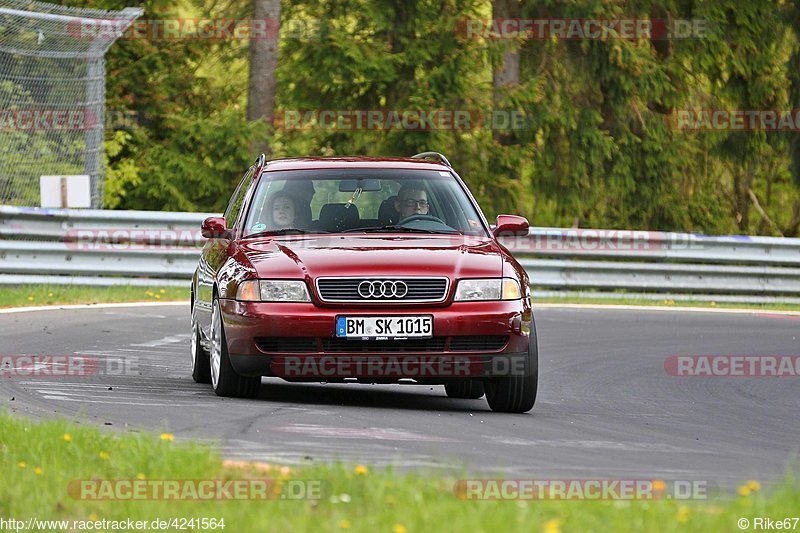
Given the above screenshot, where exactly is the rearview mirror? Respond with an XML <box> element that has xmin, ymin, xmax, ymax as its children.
<box><xmin>201</xmin><ymin>217</ymin><xmax>229</xmax><ymax>239</ymax></box>
<box><xmin>339</xmin><ymin>179</ymin><xmax>382</xmax><ymax>192</ymax></box>
<box><xmin>493</xmin><ymin>215</ymin><xmax>529</xmax><ymax>237</ymax></box>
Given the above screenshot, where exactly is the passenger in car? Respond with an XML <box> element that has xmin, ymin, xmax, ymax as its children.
<box><xmin>272</xmin><ymin>192</ymin><xmax>296</xmax><ymax>227</ymax></box>
<box><xmin>394</xmin><ymin>186</ymin><xmax>429</xmax><ymax>220</ymax></box>
<box><xmin>265</xmin><ymin>192</ymin><xmax>299</xmax><ymax>228</ymax></box>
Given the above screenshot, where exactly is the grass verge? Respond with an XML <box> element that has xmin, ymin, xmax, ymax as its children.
<box><xmin>0</xmin><ymin>285</ymin><xmax>188</xmax><ymax>309</ymax></box>
<box><xmin>0</xmin><ymin>413</ymin><xmax>797</xmax><ymax>532</ymax></box>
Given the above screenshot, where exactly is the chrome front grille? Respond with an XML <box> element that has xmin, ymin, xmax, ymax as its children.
<box><xmin>316</xmin><ymin>277</ymin><xmax>449</xmax><ymax>303</ymax></box>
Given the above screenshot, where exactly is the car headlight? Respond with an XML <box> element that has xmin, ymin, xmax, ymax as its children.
<box><xmin>237</xmin><ymin>280</ymin><xmax>311</xmax><ymax>302</ymax></box>
<box><xmin>454</xmin><ymin>278</ymin><xmax>521</xmax><ymax>301</ymax></box>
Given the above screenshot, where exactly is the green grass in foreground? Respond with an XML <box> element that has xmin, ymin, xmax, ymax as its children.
<box><xmin>0</xmin><ymin>413</ymin><xmax>797</xmax><ymax>532</ymax></box>
<box><xmin>0</xmin><ymin>285</ymin><xmax>188</xmax><ymax>308</ymax></box>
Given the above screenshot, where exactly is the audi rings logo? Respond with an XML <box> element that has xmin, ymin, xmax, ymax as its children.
<box><xmin>357</xmin><ymin>280</ymin><xmax>409</xmax><ymax>299</ymax></box>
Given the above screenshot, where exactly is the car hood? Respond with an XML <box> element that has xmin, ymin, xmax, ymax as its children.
<box><xmin>240</xmin><ymin>235</ymin><xmax>504</xmax><ymax>280</ymax></box>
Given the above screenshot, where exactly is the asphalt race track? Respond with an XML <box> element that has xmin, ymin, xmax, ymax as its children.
<box><xmin>1</xmin><ymin>304</ymin><xmax>798</xmax><ymax>490</ymax></box>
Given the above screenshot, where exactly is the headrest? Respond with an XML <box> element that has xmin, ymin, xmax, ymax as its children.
<box><xmin>319</xmin><ymin>203</ymin><xmax>359</xmax><ymax>232</ymax></box>
<box><xmin>378</xmin><ymin>196</ymin><xmax>399</xmax><ymax>225</ymax></box>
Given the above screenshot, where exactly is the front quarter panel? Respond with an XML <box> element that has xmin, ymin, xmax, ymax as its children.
<box><xmin>195</xmin><ymin>238</ymin><xmax>232</xmax><ymax>335</ymax></box>
<box><xmin>497</xmin><ymin>239</ymin><xmax>529</xmax><ymax>286</ymax></box>
<box><xmin>499</xmin><ymin>242</ymin><xmax>532</xmax><ymax>319</ymax></box>
<box><xmin>216</xmin><ymin>245</ymin><xmax>258</xmax><ymax>300</ymax></box>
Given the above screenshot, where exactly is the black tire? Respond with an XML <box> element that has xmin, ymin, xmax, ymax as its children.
<box><xmin>485</xmin><ymin>320</ymin><xmax>539</xmax><ymax>413</ymax></box>
<box><xmin>191</xmin><ymin>306</ymin><xmax>212</xmax><ymax>384</ymax></box>
<box><xmin>444</xmin><ymin>380</ymin><xmax>485</xmax><ymax>399</ymax></box>
<box><xmin>210</xmin><ymin>298</ymin><xmax>260</xmax><ymax>398</ymax></box>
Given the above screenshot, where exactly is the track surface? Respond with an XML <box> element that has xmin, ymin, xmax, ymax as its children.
<box><xmin>1</xmin><ymin>304</ymin><xmax>798</xmax><ymax>489</ymax></box>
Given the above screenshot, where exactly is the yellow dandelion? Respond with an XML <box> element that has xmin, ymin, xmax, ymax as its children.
<box><xmin>652</xmin><ymin>479</ymin><xmax>666</xmax><ymax>491</ymax></box>
<box><xmin>160</xmin><ymin>433</ymin><xmax>174</xmax><ymax>441</ymax></box>
<box><xmin>63</xmin><ymin>433</ymin><xmax>72</xmax><ymax>442</ymax></box>
<box><xmin>159</xmin><ymin>289</ymin><xmax>166</xmax><ymax>294</ymax></box>
<box><xmin>99</xmin><ymin>451</ymin><xmax>110</xmax><ymax>460</ymax></box>
<box><xmin>676</xmin><ymin>506</ymin><xmax>690</xmax><ymax>523</ymax></box>
<box><xmin>392</xmin><ymin>524</ymin><xmax>407</xmax><ymax>533</ymax></box>
<box><xmin>18</xmin><ymin>461</ymin><xmax>27</xmax><ymax>468</ymax></box>
<box><xmin>746</xmin><ymin>480</ymin><xmax>761</xmax><ymax>492</ymax></box>
<box><xmin>136</xmin><ymin>473</ymin><xmax>146</xmax><ymax>480</ymax></box>
<box><xmin>48</xmin><ymin>293</ymin><xmax>54</xmax><ymax>297</ymax></box>
<box><xmin>34</xmin><ymin>467</ymin><xmax>43</xmax><ymax>475</ymax></box>
<box><xmin>544</xmin><ymin>519</ymin><xmax>561</xmax><ymax>533</ymax></box>
<box><xmin>710</xmin><ymin>301</ymin><xmax>717</xmax><ymax>307</ymax></box>
<box><xmin>354</xmin><ymin>465</ymin><xmax>368</xmax><ymax>476</ymax></box>
<box><xmin>27</xmin><ymin>296</ymin><xmax>34</xmax><ymax>301</ymax></box>
<box><xmin>89</xmin><ymin>514</ymin><xmax>98</xmax><ymax>521</ymax></box>
<box><xmin>737</xmin><ymin>485</ymin><xmax>751</xmax><ymax>497</ymax></box>
<box><xmin>339</xmin><ymin>520</ymin><xmax>351</xmax><ymax>529</ymax></box>
<box><xmin>154</xmin><ymin>294</ymin><xmax>161</xmax><ymax>299</ymax></box>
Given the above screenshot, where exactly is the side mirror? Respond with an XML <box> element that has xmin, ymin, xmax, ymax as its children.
<box><xmin>201</xmin><ymin>217</ymin><xmax>229</xmax><ymax>239</ymax></box>
<box><xmin>493</xmin><ymin>215</ymin><xmax>529</xmax><ymax>237</ymax></box>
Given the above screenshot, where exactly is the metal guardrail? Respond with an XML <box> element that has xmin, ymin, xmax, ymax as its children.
<box><xmin>2</xmin><ymin>206</ymin><xmax>800</xmax><ymax>302</ymax></box>
<box><xmin>0</xmin><ymin>205</ymin><xmax>215</xmax><ymax>241</ymax></box>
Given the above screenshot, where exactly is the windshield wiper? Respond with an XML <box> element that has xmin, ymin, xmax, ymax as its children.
<box><xmin>341</xmin><ymin>225</ymin><xmax>460</xmax><ymax>235</ymax></box>
<box><xmin>245</xmin><ymin>228</ymin><xmax>325</xmax><ymax>238</ymax></box>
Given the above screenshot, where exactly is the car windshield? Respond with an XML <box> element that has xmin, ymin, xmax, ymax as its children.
<box><xmin>242</xmin><ymin>169</ymin><xmax>489</xmax><ymax>237</ymax></box>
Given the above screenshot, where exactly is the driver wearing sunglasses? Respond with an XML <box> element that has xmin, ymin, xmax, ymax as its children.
<box><xmin>395</xmin><ymin>186</ymin><xmax>430</xmax><ymax>220</ymax></box>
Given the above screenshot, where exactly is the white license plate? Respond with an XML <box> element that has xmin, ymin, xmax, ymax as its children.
<box><xmin>336</xmin><ymin>316</ymin><xmax>433</xmax><ymax>339</ymax></box>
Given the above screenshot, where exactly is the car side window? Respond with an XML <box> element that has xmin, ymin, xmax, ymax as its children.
<box><xmin>224</xmin><ymin>166</ymin><xmax>255</xmax><ymax>230</ymax></box>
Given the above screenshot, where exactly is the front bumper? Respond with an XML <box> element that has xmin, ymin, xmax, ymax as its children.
<box><xmin>229</xmin><ymin>352</ymin><xmax>530</xmax><ymax>381</ymax></box>
<box><xmin>219</xmin><ymin>299</ymin><xmax>533</xmax><ymax>380</ymax></box>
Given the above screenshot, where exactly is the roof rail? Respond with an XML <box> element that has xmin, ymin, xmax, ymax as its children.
<box><xmin>411</xmin><ymin>151</ymin><xmax>452</xmax><ymax>168</ymax></box>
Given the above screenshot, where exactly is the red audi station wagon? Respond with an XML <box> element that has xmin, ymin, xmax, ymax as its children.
<box><xmin>191</xmin><ymin>152</ymin><xmax>538</xmax><ymax>413</ymax></box>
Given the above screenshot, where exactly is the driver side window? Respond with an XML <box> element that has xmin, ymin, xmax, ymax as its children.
<box><xmin>224</xmin><ymin>167</ymin><xmax>255</xmax><ymax>230</ymax></box>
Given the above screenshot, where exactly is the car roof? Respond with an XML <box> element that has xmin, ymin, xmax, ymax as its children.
<box><xmin>263</xmin><ymin>156</ymin><xmax>451</xmax><ymax>172</ymax></box>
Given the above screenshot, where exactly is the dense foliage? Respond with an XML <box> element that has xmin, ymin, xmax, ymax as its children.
<box><xmin>59</xmin><ymin>0</ymin><xmax>800</xmax><ymax>235</ymax></box>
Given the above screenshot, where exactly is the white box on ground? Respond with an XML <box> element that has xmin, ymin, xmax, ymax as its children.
<box><xmin>40</xmin><ymin>175</ymin><xmax>91</xmax><ymax>208</ymax></box>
